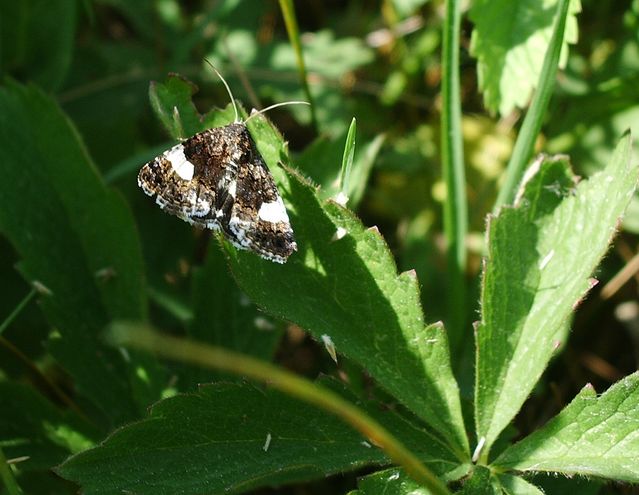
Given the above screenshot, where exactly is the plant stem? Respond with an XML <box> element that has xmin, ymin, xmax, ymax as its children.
<box><xmin>107</xmin><ymin>324</ymin><xmax>452</xmax><ymax>495</ymax></box>
<box><xmin>277</xmin><ymin>0</ymin><xmax>318</xmax><ymax>131</ymax></box>
<box><xmin>441</xmin><ymin>0</ymin><xmax>468</xmax><ymax>349</ymax></box>
<box><xmin>492</xmin><ymin>0</ymin><xmax>570</xmax><ymax>212</ymax></box>
<box><xmin>0</xmin><ymin>289</ymin><xmax>35</xmax><ymax>337</ymax></box>
<box><xmin>0</xmin><ymin>447</ymin><xmax>23</xmax><ymax>495</ymax></box>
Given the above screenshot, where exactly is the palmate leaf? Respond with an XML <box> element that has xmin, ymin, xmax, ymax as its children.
<box><xmin>495</xmin><ymin>372</ymin><xmax>639</xmax><ymax>482</ymax></box>
<box><xmin>475</xmin><ymin>134</ymin><xmax>637</xmax><ymax>454</ymax></box>
<box><xmin>226</xmin><ymin>113</ymin><xmax>468</xmax><ymax>456</ymax></box>
<box><xmin>469</xmin><ymin>0</ymin><xmax>581</xmax><ymax>116</ymax></box>
<box><xmin>0</xmin><ymin>81</ymin><xmax>165</xmax><ymax>427</ymax></box>
<box><xmin>58</xmin><ymin>379</ymin><xmax>459</xmax><ymax>494</ymax></box>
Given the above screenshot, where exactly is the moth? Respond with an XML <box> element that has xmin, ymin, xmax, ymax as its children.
<box><xmin>138</xmin><ymin>68</ymin><xmax>306</xmax><ymax>263</ymax></box>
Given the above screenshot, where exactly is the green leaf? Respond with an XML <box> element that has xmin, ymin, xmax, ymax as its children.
<box><xmin>0</xmin><ymin>0</ymin><xmax>77</xmax><ymax>90</ymax></box>
<box><xmin>224</xmin><ymin>112</ymin><xmax>468</xmax><ymax>456</ymax></box>
<box><xmin>11</xmin><ymin>472</ymin><xmax>74</xmax><ymax>495</ymax></box>
<box><xmin>0</xmin><ymin>382</ymin><xmax>97</xmax><ymax>472</ymax></box>
<box><xmin>546</xmin><ymin>76</ymin><xmax>639</xmax><ymax>174</ymax></box>
<box><xmin>317</xmin><ymin>378</ymin><xmax>464</xmax><ymax>479</ymax></box>
<box><xmin>494</xmin><ymin>372</ymin><xmax>639</xmax><ymax>482</ymax></box>
<box><xmin>149</xmin><ymin>75</ymin><xmax>240</xmax><ymax>139</ymax></box>
<box><xmin>357</xmin><ymin>468</ymin><xmax>432</xmax><ymax>495</ymax></box>
<box><xmin>469</xmin><ymin>0</ymin><xmax>581</xmax><ymax>115</ymax></box>
<box><xmin>296</xmin><ymin>128</ymin><xmax>385</xmax><ymax>209</ymax></box>
<box><xmin>149</xmin><ymin>75</ymin><xmax>204</xmax><ymax>139</ymax></box>
<box><xmin>497</xmin><ymin>474</ymin><xmax>544</xmax><ymax>495</ymax></box>
<box><xmin>267</xmin><ymin>30</ymin><xmax>374</xmax><ymax>128</ymax></box>
<box><xmin>392</xmin><ymin>0</ymin><xmax>430</xmax><ymax>18</ymax></box>
<box><xmin>0</xmin><ymin>81</ymin><xmax>164</xmax><ymax>426</ymax></box>
<box><xmin>357</xmin><ymin>464</ymin><xmax>470</xmax><ymax>495</ymax></box>
<box><xmin>527</xmin><ymin>473</ymin><xmax>602</xmax><ymax>494</ymax></box>
<box><xmin>458</xmin><ymin>466</ymin><xmax>498</xmax><ymax>494</ymax></box>
<box><xmin>271</xmin><ymin>30</ymin><xmax>374</xmax><ymax>80</ymax></box>
<box><xmin>475</xmin><ymin>133</ymin><xmax>637</xmax><ymax>453</ymax></box>
<box><xmin>58</xmin><ymin>382</ymin><xmax>396</xmax><ymax>494</ymax></box>
<box><xmin>182</xmin><ymin>241</ymin><xmax>284</xmax><ymax>387</ymax></box>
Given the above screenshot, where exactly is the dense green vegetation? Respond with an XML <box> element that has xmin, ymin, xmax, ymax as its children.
<box><xmin>1</xmin><ymin>1</ymin><xmax>639</xmax><ymax>494</ymax></box>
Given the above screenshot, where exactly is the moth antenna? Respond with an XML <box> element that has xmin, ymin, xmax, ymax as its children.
<box><xmin>203</xmin><ymin>58</ymin><xmax>240</xmax><ymax>123</ymax></box>
<box><xmin>243</xmin><ymin>101</ymin><xmax>310</xmax><ymax>124</ymax></box>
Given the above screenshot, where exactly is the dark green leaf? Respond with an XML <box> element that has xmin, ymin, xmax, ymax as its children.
<box><xmin>182</xmin><ymin>241</ymin><xmax>284</xmax><ymax>387</ymax></box>
<box><xmin>149</xmin><ymin>75</ymin><xmax>203</xmax><ymax>139</ymax></box>
<box><xmin>357</xmin><ymin>468</ymin><xmax>432</xmax><ymax>495</ymax></box>
<box><xmin>469</xmin><ymin>0</ymin><xmax>580</xmax><ymax>115</ymax></box>
<box><xmin>0</xmin><ymin>0</ymin><xmax>77</xmax><ymax>90</ymax></box>
<box><xmin>0</xmin><ymin>81</ymin><xmax>164</xmax><ymax>427</ymax></box>
<box><xmin>458</xmin><ymin>466</ymin><xmax>498</xmax><ymax>494</ymax></box>
<box><xmin>356</xmin><ymin>464</ymin><xmax>470</xmax><ymax>495</ymax></box>
<box><xmin>58</xmin><ymin>383</ymin><xmax>389</xmax><ymax>494</ymax></box>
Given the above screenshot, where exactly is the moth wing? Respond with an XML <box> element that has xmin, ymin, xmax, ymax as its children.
<box><xmin>137</xmin><ymin>142</ymin><xmax>215</xmax><ymax>224</ymax></box>
<box><xmin>223</xmin><ymin>151</ymin><xmax>296</xmax><ymax>263</ymax></box>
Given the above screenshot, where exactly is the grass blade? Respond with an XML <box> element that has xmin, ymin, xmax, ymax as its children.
<box><xmin>0</xmin><ymin>289</ymin><xmax>35</xmax><ymax>337</ymax></box>
<box><xmin>338</xmin><ymin>117</ymin><xmax>357</xmax><ymax>204</ymax></box>
<box><xmin>0</xmin><ymin>447</ymin><xmax>23</xmax><ymax>495</ymax></box>
<box><xmin>493</xmin><ymin>0</ymin><xmax>571</xmax><ymax>212</ymax></box>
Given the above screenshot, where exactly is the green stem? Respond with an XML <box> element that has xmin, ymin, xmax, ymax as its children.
<box><xmin>0</xmin><ymin>447</ymin><xmax>23</xmax><ymax>495</ymax></box>
<box><xmin>107</xmin><ymin>324</ymin><xmax>451</xmax><ymax>495</ymax></box>
<box><xmin>441</xmin><ymin>0</ymin><xmax>468</xmax><ymax>349</ymax></box>
<box><xmin>277</xmin><ymin>0</ymin><xmax>318</xmax><ymax>131</ymax></box>
<box><xmin>493</xmin><ymin>0</ymin><xmax>570</xmax><ymax>212</ymax></box>
<box><xmin>0</xmin><ymin>289</ymin><xmax>35</xmax><ymax>337</ymax></box>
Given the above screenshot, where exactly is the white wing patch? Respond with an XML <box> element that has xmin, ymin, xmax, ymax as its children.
<box><xmin>164</xmin><ymin>144</ymin><xmax>195</xmax><ymax>181</ymax></box>
<box><xmin>258</xmin><ymin>198</ymin><xmax>289</xmax><ymax>224</ymax></box>
<box><xmin>227</xmin><ymin>180</ymin><xmax>237</xmax><ymax>198</ymax></box>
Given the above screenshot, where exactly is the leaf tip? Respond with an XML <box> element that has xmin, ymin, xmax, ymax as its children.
<box><xmin>31</xmin><ymin>280</ymin><xmax>53</xmax><ymax>296</ymax></box>
<box><xmin>331</xmin><ymin>226</ymin><xmax>348</xmax><ymax>241</ymax></box>
<box><xmin>321</xmin><ymin>334</ymin><xmax>338</xmax><ymax>364</ymax></box>
<box><xmin>552</xmin><ymin>339</ymin><xmax>562</xmax><ymax>352</ymax></box>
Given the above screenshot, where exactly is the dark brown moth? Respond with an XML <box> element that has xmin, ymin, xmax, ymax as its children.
<box><xmin>138</xmin><ymin>68</ymin><xmax>305</xmax><ymax>263</ymax></box>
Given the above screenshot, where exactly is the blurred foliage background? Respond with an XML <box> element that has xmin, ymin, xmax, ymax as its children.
<box><xmin>1</xmin><ymin>0</ymin><xmax>639</xmax><ymax>493</ymax></box>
